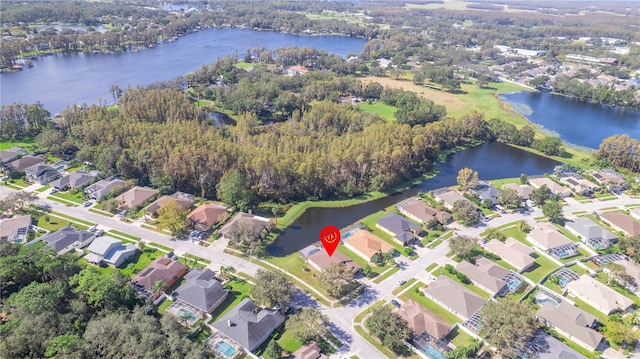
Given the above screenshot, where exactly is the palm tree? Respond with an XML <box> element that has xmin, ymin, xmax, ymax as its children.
<box><xmin>517</xmin><ymin>220</ymin><xmax>531</xmax><ymax>232</ymax></box>
<box><xmin>179</xmin><ymin>310</ymin><xmax>192</xmax><ymax>327</ymax></box>
<box><xmin>152</xmin><ymin>280</ymin><xmax>166</xmax><ymax>297</ymax></box>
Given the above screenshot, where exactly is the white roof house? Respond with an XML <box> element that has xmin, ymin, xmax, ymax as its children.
<box><xmin>85</xmin><ymin>236</ymin><xmax>137</xmax><ymax>268</ymax></box>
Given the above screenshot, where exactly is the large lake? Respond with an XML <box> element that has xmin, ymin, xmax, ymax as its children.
<box><xmin>0</xmin><ymin>28</ymin><xmax>366</xmax><ymax>114</ymax></box>
<box><xmin>500</xmin><ymin>91</ymin><xmax>640</xmax><ymax>149</ymax></box>
<box><xmin>267</xmin><ymin>142</ymin><xmax>561</xmax><ymax>256</ymax></box>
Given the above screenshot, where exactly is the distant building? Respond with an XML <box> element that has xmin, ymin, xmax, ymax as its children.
<box><xmin>557</xmin><ymin>172</ymin><xmax>599</xmax><ymax>195</ymax></box>
<box><xmin>565</xmin><ymin>217</ymin><xmax>617</xmax><ymax>250</ymax></box>
<box><xmin>187</xmin><ymin>203</ymin><xmax>229</xmax><ymax>231</ymax></box>
<box><xmin>433</xmin><ymin>188</ymin><xmax>473</xmax><ymax>210</ymax></box>
<box><xmin>375</xmin><ymin>213</ymin><xmax>420</xmax><ymax>246</ymax></box>
<box><xmin>86</xmin><ymin>177</ymin><xmax>126</xmax><ymax>201</ymax></box>
<box><xmin>398</xmin><ymin>299</ymin><xmax>452</xmax><ymax>340</ymax></box>
<box><xmin>173</xmin><ymin>268</ymin><xmax>228</xmax><ymax>313</ymax></box>
<box><xmin>146</xmin><ymin>194</ymin><xmax>193</xmax><ymax>218</ymax></box>
<box><xmin>590</xmin><ymin>169</ymin><xmax>628</xmax><ymax>192</ymax></box>
<box><xmin>529</xmin><ymin>177</ymin><xmax>572</xmax><ymax>198</ymax></box>
<box><xmin>50</xmin><ymin>170</ymin><xmax>99</xmax><ymax>191</ymax></box>
<box><xmin>397</xmin><ymin>198</ymin><xmax>452</xmax><ymax>225</ymax></box>
<box><xmin>286</xmin><ymin>65</ymin><xmax>309</xmax><ymax>76</ymax></box>
<box><xmin>344</xmin><ymin>230</ymin><xmax>394</xmax><ymax>262</ymax></box>
<box><xmin>5</xmin><ymin>155</ymin><xmax>45</xmax><ymax>172</ymax></box>
<box><xmin>132</xmin><ymin>257</ymin><xmax>187</xmax><ymax>297</ymax></box>
<box><xmin>565</xmin><ymin>54</ymin><xmax>617</xmax><ymax>66</ymax></box>
<box><xmin>502</xmin><ymin>183</ymin><xmax>534</xmax><ymax>200</ymax></box>
<box><xmin>218</xmin><ymin>212</ymin><xmax>270</xmax><ymax>242</ymax></box>
<box><xmin>0</xmin><ymin>147</ymin><xmax>26</xmax><ymax>164</ymax></box>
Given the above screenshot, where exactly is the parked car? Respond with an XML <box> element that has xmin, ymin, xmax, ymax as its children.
<box><xmin>50</xmin><ymin>188</ymin><xmax>58</xmax><ymax>194</ymax></box>
<box><xmin>391</xmin><ymin>299</ymin><xmax>401</xmax><ymax>308</ymax></box>
<box><xmin>83</xmin><ymin>201</ymin><xmax>93</xmax><ymax>207</ymax></box>
<box><xmin>397</xmin><ymin>279</ymin><xmax>406</xmax><ymax>285</ymax></box>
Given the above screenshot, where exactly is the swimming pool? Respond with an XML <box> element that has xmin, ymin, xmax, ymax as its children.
<box><xmin>177</xmin><ymin>308</ymin><xmax>196</xmax><ymax>321</ymax></box>
<box><xmin>421</xmin><ymin>342</ymin><xmax>446</xmax><ymax>359</ymax></box>
<box><xmin>213</xmin><ymin>340</ymin><xmax>237</xmax><ymax>358</ymax></box>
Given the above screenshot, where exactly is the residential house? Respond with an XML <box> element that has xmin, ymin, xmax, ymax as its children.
<box><xmin>456</xmin><ymin>257</ymin><xmax>519</xmax><ymax>297</ymax></box>
<box><xmin>525</xmin><ymin>331</ymin><xmax>585</xmax><ymax>359</ymax></box>
<box><xmin>529</xmin><ymin>177</ymin><xmax>572</xmax><ymax>198</ymax></box>
<box><xmin>132</xmin><ymin>257</ymin><xmax>187</xmax><ymax>296</ymax></box>
<box><xmin>212</xmin><ymin>298</ymin><xmax>285</xmax><ymax>352</ymax></box>
<box><xmin>0</xmin><ymin>147</ymin><xmax>26</xmax><ymax>164</ymax></box>
<box><xmin>172</xmin><ymin>268</ymin><xmax>228</xmax><ymax>313</ymax></box>
<box><xmin>502</xmin><ymin>183</ymin><xmax>533</xmax><ymax>200</ymax></box>
<box><xmin>536</xmin><ymin>301</ymin><xmax>603</xmax><ymax>352</ymax></box>
<box><xmin>600</xmin><ymin>211</ymin><xmax>640</xmax><ymax>237</ymax></box>
<box><xmin>49</xmin><ymin>170</ymin><xmax>99</xmax><ymax>191</ymax></box>
<box><xmin>115</xmin><ymin>186</ymin><xmax>158</xmax><ymax>209</ymax></box>
<box><xmin>299</xmin><ymin>244</ymin><xmax>320</xmax><ymax>259</ymax></box>
<box><xmin>218</xmin><ymin>212</ymin><xmax>270</xmax><ymax>242</ymax></box>
<box><xmin>433</xmin><ymin>189</ymin><xmax>472</xmax><ymax>210</ymax></box>
<box><xmin>526</xmin><ymin>222</ymin><xmax>574</xmax><ymax>251</ymax></box>
<box><xmin>375</xmin><ymin>213</ymin><xmax>420</xmax><ymax>246</ymax></box>
<box><xmin>187</xmin><ymin>203</ymin><xmax>229</xmax><ymax>231</ymax></box>
<box><xmin>146</xmin><ymin>194</ymin><xmax>193</xmax><ymax>218</ymax></box>
<box><xmin>423</xmin><ymin>276</ymin><xmax>487</xmax><ymax>320</ymax></box>
<box><xmin>0</xmin><ymin>215</ymin><xmax>31</xmax><ymax>243</ymax></box>
<box><xmin>398</xmin><ymin>299</ymin><xmax>452</xmax><ymax>340</ymax></box>
<box><xmin>292</xmin><ymin>342</ymin><xmax>327</xmax><ymax>359</ymax></box>
<box><xmin>557</xmin><ymin>172</ymin><xmax>599</xmax><ymax>195</ymax></box>
<box><xmin>566</xmin><ymin>275</ymin><xmax>634</xmax><ymax>315</ymax></box>
<box><xmin>344</xmin><ymin>230</ymin><xmax>394</xmax><ymax>262</ymax></box>
<box><xmin>471</xmin><ymin>181</ymin><xmax>499</xmax><ymax>205</ymax></box>
<box><xmin>397</xmin><ymin>199</ymin><xmax>452</xmax><ymax>225</ymax></box>
<box><xmin>590</xmin><ymin>169</ymin><xmax>628</xmax><ymax>192</ymax></box>
<box><xmin>306</xmin><ymin>250</ymin><xmax>361</xmax><ymax>274</ymax></box>
<box><xmin>25</xmin><ymin>164</ymin><xmax>59</xmax><ymax>184</ymax></box>
<box><xmin>286</xmin><ymin>65</ymin><xmax>309</xmax><ymax>76</ymax></box>
<box><xmin>38</xmin><ymin>226</ymin><xmax>95</xmax><ymax>255</ymax></box>
<box><xmin>85</xmin><ymin>236</ymin><xmax>136</xmax><ymax>267</ymax></box>
<box><xmin>565</xmin><ymin>217</ymin><xmax>617</xmax><ymax>250</ymax></box>
<box><xmin>5</xmin><ymin>155</ymin><xmax>45</xmax><ymax>172</ymax></box>
<box><xmin>603</xmin><ymin>259</ymin><xmax>640</xmax><ymax>293</ymax></box>
<box><xmin>483</xmin><ymin>238</ymin><xmax>535</xmax><ymax>272</ymax></box>
<box><xmin>85</xmin><ymin>177</ymin><xmax>126</xmax><ymax>200</ymax></box>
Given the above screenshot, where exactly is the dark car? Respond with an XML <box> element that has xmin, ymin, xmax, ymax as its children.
<box><xmin>391</xmin><ymin>299</ymin><xmax>401</xmax><ymax>308</ymax></box>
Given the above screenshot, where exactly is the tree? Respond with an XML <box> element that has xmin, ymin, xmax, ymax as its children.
<box><xmin>152</xmin><ymin>279</ymin><xmax>166</xmax><ymax>296</ymax></box>
<box><xmin>542</xmin><ymin>200</ymin><xmax>563</xmax><ymax>222</ymax></box>
<box><xmin>478</xmin><ymin>300</ymin><xmax>539</xmax><ymax>359</ymax></box>
<box><xmin>530</xmin><ymin>184</ymin><xmax>552</xmax><ymax>206</ymax></box>
<box><xmin>362</xmin><ymin>264</ymin><xmax>372</xmax><ymax>277</ymax></box>
<box><xmin>476</xmin><ymin>74</ymin><xmax>491</xmax><ymax>88</ymax></box>
<box><xmin>519</xmin><ymin>173</ymin><xmax>528</xmax><ymax>184</ymax></box>
<box><xmin>227</xmin><ymin>221</ymin><xmax>259</xmax><ymax>252</ymax></box>
<box><xmin>364</xmin><ymin>306</ymin><xmax>411</xmax><ymax>354</ymax></box>
<box><xmin>457</xmin><ymin>168</ymin><xmax>479</xmax><ymax>191</ymax></box>
<box><xmin>498</xmin><ymin>188</ymin><xmax>522</xmax><ymax>209</ymax></box>
<box><xmin>619</xmin><ymin>236</ymin><xmax>640</xmax><ymax>264</ymax></box>
<box><xmin>533</xmin><ymin>136</ymin><xmax>563</xmax><ymax>156</ymax></box>
<box><xmin>482</xmin><ymin>227</ymin><xmax>505</xmax><ymax>241</ymax></box>
<box><xmin>285</xmin><ymin>307</ymin><xmax>330</xmax><ymax>342</ymax></box>
<box><xmin>449</xmin><ymin>235</ymin><xmax>478</xmax><ymax>261</ymax></box>
<box><xmin>156</xmin><ymin>199</ymin><xmax>189</xmax><ymax>237</ymax></box>
<box><xmin>605</xmin><ymin>320</ymin><xmax>634</xmax><ymax>346</ymax></box>
<box><xmin>251</xmin><ymin>269</ymin><xmax>295</xmax><ymax>310</ymax></box>
<box><xmin>45</xmin><ymin>334</ymin><xmax>81</xmax><ymax>358</ymax></box>
<box><xmin>318</xmin><ymin>262</ymin><xmax>359</xmax><ymax>298</ymax></box>
<box><xmin>517</xmin><ymin>220</ymin><xmax>531</xmax><ymax>232</ymax></box>
<box><xmin>70</xmin><ymin>269</ymin><xmax>137</xmax><ymax>310</ymax></box>
<box><xmin>452</xmin><ymin>200</ymin><xmax>480</xmax><ymax>226</ymax></box>
<box><xmin>216</xmin><ymin>170</ymin><xmax>255</xmax><ymax>211</ymax></box>
<box><xmin>604</xmin><ymin>262</ymin><xmax>631</xmax><ymax>286</ymax></box>
<box><xmin>264</xmin><ymin>339</ymin><xmax>283</xmax><ymax>359</ymax></box>
<box><xmin>5</xmin><ymin>191</ymin><xmax>38</xmax><ymax>212</ymax></box>
<box><xmin>445</xmin><ymin>339</ymin><xmax>481</xmax><ymax>359</ymax></box>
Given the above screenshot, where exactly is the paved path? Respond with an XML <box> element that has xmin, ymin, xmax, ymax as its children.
<box><xmin>3</xmin><ymin>185</ymin><xmax>638</xmax><ymax>358</ymax></box>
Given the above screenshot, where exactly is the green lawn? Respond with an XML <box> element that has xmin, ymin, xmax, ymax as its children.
<box><xmin>148</xmin><ymin>242</ymin><xmax>174</xmax><ymax>252</ymax></box>
<box><xmin>47</xmin><ymin>196</ymin><xmax>79</xmax><ymax>207</ymax></box>
<box><xmin>36</xmin><ymin>184</ymin><xmax>51</xmax><ymax>192</ymax></box>
<box><xmin>119</xmin><ymin>248</ymin><xmax>164</xmax><ymax>278</ymax></box>
<box><xmin>425</xmin><ymin>263</ymin><xmax>439</xmax><ymax>273</ymax></box>
<box><xmin>12</xmin><ymin>178</ymin><xmax>30</xmax><ymax>187</ymax></box>
<box><xmin>34</xmin><ymin>213</ymin><xmax>74</xmax><ymax>231</ymax></box>
<box><xmin>399</xmin><ymin>282</ymin><xmax>460</xmax><ymax>325</ymax></box>
<box><xmin>275</xmin><ymin>330</ymin><xmax>303</xmax><ymax>354</ymax></box>
<box><xmin>51</xmin><ymin>211</ymin><xmax>95</xmax><ymax>226</ymax></box>
<box><xmin>445</xmin><ymin>327</ymin><xmax>476</xmax><ymax>348</ymax></box>
<box><xmin>107</xmin><ymin>230</ymin><xmax>140</xmax><ymax>241</ymax></box>
<box><xmin>51</xmin><ymin>191</ymin><xmax>86</xmax><ymax>204</ymax></box>
<box><xmin>157</xmin><ymin>299</ymin><xmax>172</xmax><ymax>314</ymax></box>
<box><xmin>337</xmin><ymin>244</ymin><xmax>389</xmax><ymax>276</ymax></box>
<box><xmin>522</xmin><ymin>254</ymin><xmax>558</xmax><ymax>283</ymax></box>
<box><xmin>209</xmin><ymin>279</ymin><xmax>252</xmax><ymax>323</ymax></box>
<box><xmin>358</xmin><ymin>102</ymin><xmax>397</xmax><ymax>122</ymax></box>
<box><xmin>372</xmin><ymin>266</ymin><xmax>400</xmax><ymax>284</ymax></box>
<box><xmin>0</xmin><ymin>140</ymin><xmax>35</xmax><ymax>151</ymax></box>
<box><xmin>359</xmin><ymin>208</ymin><xmax>417</xmax><ymax>257</ymax></box>
<box><xmin>392</xmin><ymin>278</ymin><xmax>417</xmax><ymax>295</ymax></box>
<box><xmin>265</xmin><ymin>253</ymin><xmax>333</xmax><ymax>298</ymax></box>
<box><xmin>501</xmin><ymin>226</ymin><xmax>531</xmax><ymax>245</ymax></box>
<box><xmin>567</xmin><ymin>295</ymin><xmax>607</xmax><ymax>323</ymax></box>
<box><xmin>354</xmin><ymin>300</ymin><xmax>386</xmax><ymax>323</ymax></box>
<box><xmin>488</xmin><ymin>177</ymin><xmax>522</xmax><ymax>189</ymax></box>
<box><xmin>233</xmin><ymin>61</ymin><xmax>255</xmax><ymax>71</ymax></box>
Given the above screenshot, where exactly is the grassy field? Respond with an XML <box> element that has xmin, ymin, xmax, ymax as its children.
<box><xmin>522</xmin><ymin>253</ymin><xmax>558</xmax><ymax>283</ymax></box>
<box><xmin>51</xmin><ymin>191</ymin><xmax>86</xmax><ymax>204</ymax></box>
<box><xmin>107</xmin><ymin>230</ymin><xmax>140</xmax><ymax>241</ymax></box>
<box><xmin>372</xmin><ymin>266</ymin><xmax>400</xmax><ymax>284</ymax></box>
<box><xmin>358</xmin><ymin>102</ymin><xmax>397</xmax><ymax>122</ymax></box>
<box><xmin>358</xmin><ymin>208</ymin><xmax>418</xmax><ymax>257</ymax></box>
<box><xmin>209</xmin><ymin>279</ymin><xmax>252</xmax><ymax>323</ymax></box>
<box><xmin>337</xmin><ymin>245</ymin><xmax>390</xmax><ymax>276</ymax></box>
<box><xmin>233</xmin><ymin>61</ymin><xmax>255</xmax><ymax>71</ymax></box>
<box><xmin>120</xmin><ymin>248</ymin><xmax>164</xmax><ymax>278</ymax></box>
<box><xmin>265</xmin><ymin>253</ymin><xmax>333</xmax><ymax>298</ymax></box>
<box><xmin>0</xmin><ymin>140</ymin><xmax>35</xmax><ymax>151</ymax></box>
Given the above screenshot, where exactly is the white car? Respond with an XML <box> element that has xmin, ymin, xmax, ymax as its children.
<box><xmin>397</xmin><ymin>279</ymin><xmax>406</xmax><ymax>285</ymax></box>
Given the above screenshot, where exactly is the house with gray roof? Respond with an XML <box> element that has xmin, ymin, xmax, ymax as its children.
<box><xmin>565</xmin><ymin>217</ymin><xmax>617</xmax><ymax>250</ymax></box>
<box><xmin>423</xmin><ymin>276</ymin><xmax>486</xmax><ymax>320</ymax></box>
<box><xmin>471</xmin><ymin>181</ymin><xmax>499</xmax><ymax>205</ymax></box>
<box><xmin>525</xmin><ymin>331</ymin><xmax>586</xmax><ymax>359</ymax></box>
<box><xmin>173</xmin><ymin>268</ymin><xmax>228</xmax><ymax>314</ymax></box>
<box><xmin>37</xmin><ymin>226</ymin><xmax>95</xmax><ymax>255</ymax></box>
<box><xmin>85</xmin><ymin>236</ymin><xmax>137</xmax><ymax>267</ymax></box>
<box><xmin>5</xmin><ymin>155</ymin><xmax>45</xmax><ymax>172</ymax></box>
<box><xmin>397</xmin><ymin>198</ymin><xmax>452</xmax><ymax>225</ymax></box>
<box><xmin>537</xmin><ymin>301</ymin><xmax>603</xmax><ymax>352</ymax></box>
<box><xmin>25</xmin><ymin>163</ymin><xmax>59</xmax><ymax>184</ymax></box>
<box><xmin>433</xmin><ymin>188</ymin><xmax>473</xmax><ymax>210</ymax></box>
<box><xmin>375</xmin><ymin>213</ymin><xmax>419</xmax><ymax>246</ymax></box>
<box><xmin>50</xmin><ymin>170</ymin><xmax>99</xmax><ymax>190</ymax></box>
<box><xmin>212</xmin><ymin>298</ymin><xmax>285</xmax><ymax>352</ymax></box>
<box><xmin>85</xmin><ymin>177</ymin><xmax>125</xmax><ymax>200</ymax></box>
<box><xmin>0</xmin><ymin>147</ymin><xmax>26</xmax><ymax>164</ymax></box>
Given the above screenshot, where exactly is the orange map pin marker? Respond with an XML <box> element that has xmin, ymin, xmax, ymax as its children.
<box><xmin>320</xmin><ymin>226</ymin><xmax>341</xmax><ymax>257</ymax></box>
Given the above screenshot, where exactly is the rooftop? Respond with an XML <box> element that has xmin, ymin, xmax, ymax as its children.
<box><xmin>423</xmin><ymin>276</ymin><xmax>486</xmax><ymax>320</ymax></box>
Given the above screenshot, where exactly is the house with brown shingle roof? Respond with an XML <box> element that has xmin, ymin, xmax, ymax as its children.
<box><xmin>483</xmin><ymin>238</ymin><xmax>535</xmax><ymax>272</ymax></box>
<box><xmin>502</xmin><ymin>183</ymin><xmax>533</xmax><ymax>199</ymax></box>
<box><xmin>132</xmin><ymin>256</ymin><xmax>187</xmax><ymax>297</ymax></box>
<box><xmin>218</xmin><ymin>212</ymin><xmax>270</xmax><ymax>242</ymax></box>
<box><xmin>0</xmin><ymin>215</ymin><xmax>32</xmax><ymax>243</ymax></box>
<box><xmin>537</xmin><ymin>301</ymin><xmax>603</xmax><ymax>352</ymax></box>
<box><xmin>456</xmin><ymin>257</ymin><xmax>513</xmax><ymax>297</ymax></box>
<box><xmin>115</xmin><ymin>186</ymin><xmax>158</xmax><ymax>209</ymax></box>
<box><xmin>146</xmin><ymin>194</ymin><xmax>193</xmax><ymax>218</ymax></box>
<box><xmin>398</xmin><ymin>299</ymin><xmax>452</xmax><ymax>340</ymax></box>
<box><xmin>566</xmin><ymin>275</ymin><xmax>634</xmax><ymax>315</ymax></box>
<box><xmin>0</xmin><ymin>147</ymin><xmax>26</xmax><ymax>164</ymax></box>
<box><xmin>423</xmin><ymin>276</ymin><xmax>487</xmax><ymax>320</ymax></box>
<box><xmin>187</xmin><ymin>203</ymin><xmax>229</xmax><ymax>231</ymax></box>
<box><xmin>5</xmin><ymin>155</ymin><xmax>45</xmax><ymax>172</ymax></box>
<box><xmin>344</xmin><ymin>230</ymin><xmax>394</xmax><ymax>262</ymax></box>
<box><xmin>529</xmin><ymin>177</ymin><xmax>572</xmax><ymax>198</ymax></box>
<box><xmin>433</xmin><ymin>189</ymin><xmax>472</xmax><ymax>210</ymax></box>
<box><xmin>590</xmin><ymin>169</ymin><xmax>627</xmax><ymax>192</ymax></box>
<box><xmin>600</xmin><ymin>211</ymin><xmax>640</xmax><ymax>237</ymax></box>
<box><xmin>292</xmin><ymin>342</ymin><xmax>327</xmax><ymax>359</ymax></box>
<box><xmin>397</xmin><ymin>199</ymin><xmax>452</xmax><ymax>225</ymax></box>
<box><xmin>306</xmin><ymin>250</ymin><xmax>361</xmax><ymax>275</ymax></box>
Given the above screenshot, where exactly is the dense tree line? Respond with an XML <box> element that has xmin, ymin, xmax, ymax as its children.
<box><xmin>0</xmin><ymin>102</ymin><xmax>51</xmax><ymax>140</ymax></box>
<box><xmin>551</xmin><ymin>78</ymin><xmax>640</xmax><ymax>110</ymax></box>
<box><xmin>595</xmin><ymin>134</ymin><xmax>640</xmax><ymax>172</ymax></box>
<box><xmin>0</xmin><ymin>243</ymin><xmax>209</xmax><ymax>358</ymax></box>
